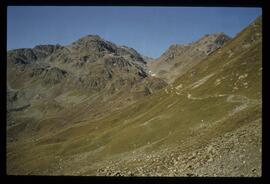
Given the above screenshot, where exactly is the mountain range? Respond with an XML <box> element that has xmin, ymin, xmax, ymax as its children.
<box><xmin>6</xmin><ymin>16</ymin><xmax>262</xmax><ymax>176</ymax></box>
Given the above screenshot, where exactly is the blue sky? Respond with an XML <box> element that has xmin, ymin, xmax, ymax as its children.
<box><xmin>7</xmin><ymin>6</ymin><xmax>261</xmax><ymax>58</ymax></box>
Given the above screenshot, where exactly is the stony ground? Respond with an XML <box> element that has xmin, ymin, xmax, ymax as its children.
<box><xmin>95</xmin><ymin>118</ymin><xmax>261</xmax><ymax>177</ymax></box>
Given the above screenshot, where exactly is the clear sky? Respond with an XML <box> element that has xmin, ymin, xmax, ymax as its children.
<box><xmin>7</xmin><ymin>6</ymin><xmax>261</xmax><ymax>58</ymax></box>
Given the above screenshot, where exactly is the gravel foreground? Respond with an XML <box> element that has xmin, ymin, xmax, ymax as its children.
<box><xmin>96</xmin><ymin>118</ymin><xmax>261</xmax><ymax>177</ymax></box>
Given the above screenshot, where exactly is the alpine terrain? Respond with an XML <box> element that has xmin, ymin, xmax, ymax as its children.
<box><xmin>149</xmin><ymin>32</ymin><xmax>231</xmax><ymax>83</ymax></box>
<box><xmin>7</xmin><ymin>16</ymin><xmax>262</xmax><ymax>176</ymax></box>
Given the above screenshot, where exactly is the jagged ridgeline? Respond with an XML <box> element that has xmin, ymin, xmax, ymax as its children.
<box><xmin>7</xmin><ymin>16</ymin><xmax>261</xmax><ymax>176</ymax></box>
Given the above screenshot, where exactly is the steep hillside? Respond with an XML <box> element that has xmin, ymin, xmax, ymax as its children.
<box><xmin>7</xmin><ymin>16</ymin><xmax>261</xmax><ymax>176</ymax></box>
<box><xmin>149</xmin><ymin>33</ymin><xmax>231</xmax><ymax>83</ymax></box>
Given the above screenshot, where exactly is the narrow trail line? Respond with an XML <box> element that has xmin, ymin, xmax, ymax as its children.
<box><xmin>187</xmin><ymin>93</ymin><xmax>261</xmax><ymax>105</ymax></box>
<box><xmin>169</xmin><ymin>80</ymin><xmax>261</xmax><ymax>106</ymax></box>
<box><xmin>226</xmin><ymin>94</ymin><xmax>260</xmax><ymax>105</ymax></box>
<box><xmin>166</xmin><ymin>70</ymin><xmax>260</xmax><ymax>106</ymax></box>
<box><xmin>189</xmin><ymin>93</ymin><xmax>261</xmax><ymax>132</ymax></box>
<box><xmin>170</xmin><ymin>83</ymin><xmax>261</xmax><ymax>132</ymax></box>
<box><xmin>160</xmin><ymin>80</ymin><xmax>261</xmax><ymax>133</ymax></box>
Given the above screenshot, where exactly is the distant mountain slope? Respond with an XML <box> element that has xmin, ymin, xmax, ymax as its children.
<box><xmin>7</xmin><ymin>16</ymin><xmax>261</xmax><ymax>177</ymax></box>
<box><xmin>149</xmin><ymin>33</ymin><xmax>231</xmax><ymax>83</ymax></box>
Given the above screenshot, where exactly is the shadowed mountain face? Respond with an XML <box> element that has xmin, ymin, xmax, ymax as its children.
<box><xmin>149</xmin><ymin>33</ymin><xmax>231</xmax><ymax>83</ymax></box>
<box><xmin>7</xmin><ymin>16</ymin><xmax>261</xmax><ymax>177</ymax></box>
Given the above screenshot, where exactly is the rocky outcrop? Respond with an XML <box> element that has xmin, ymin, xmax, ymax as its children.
<box><xmin>30</xmin><ymin>67</ymin><xmax>69</xmax><ymax>85</ymax></box>
<box><xmin>7</xmin><ymin>44</ymin><xmax>64</xmax><ymax>65</ymax></box>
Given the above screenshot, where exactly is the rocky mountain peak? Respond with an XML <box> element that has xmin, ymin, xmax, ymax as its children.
<box><xmin>202</xmin><ymin>32</ymin><xmax>227</xmax><ymax>38</ymax></box>
<box><xmin>198</xmin><ymin>32</ymin><xmax>229</xmax><ymax>43</ymax></box>
<box><xmin>194</xmin><ymin>32</ymin><xmax>231</xmax><ymax>55</ymax></box>
<box><xmin>71</xmin><ymin>34</ymin><xmax>116</xmax><ymax>53</ymax></box>
<box><xmin>198</xmin><ymin>32</ymin><xmax>230</xmax><ymax>44</ymax></box>
<box><xmin>68</xmin><ymin>35</ymin><xmax>146</xmax><ymax>66</ymax></box>
<box><xmin>73</xmin><ymin>34</ymin><xmax>102</xmax><ymax>43</ymax></box>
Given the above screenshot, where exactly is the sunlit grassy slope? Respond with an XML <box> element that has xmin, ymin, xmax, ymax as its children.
<box><xmin>7</xmin><ymin>16</ymin><xmax>262</xmax><ymax>176</ymax></box>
